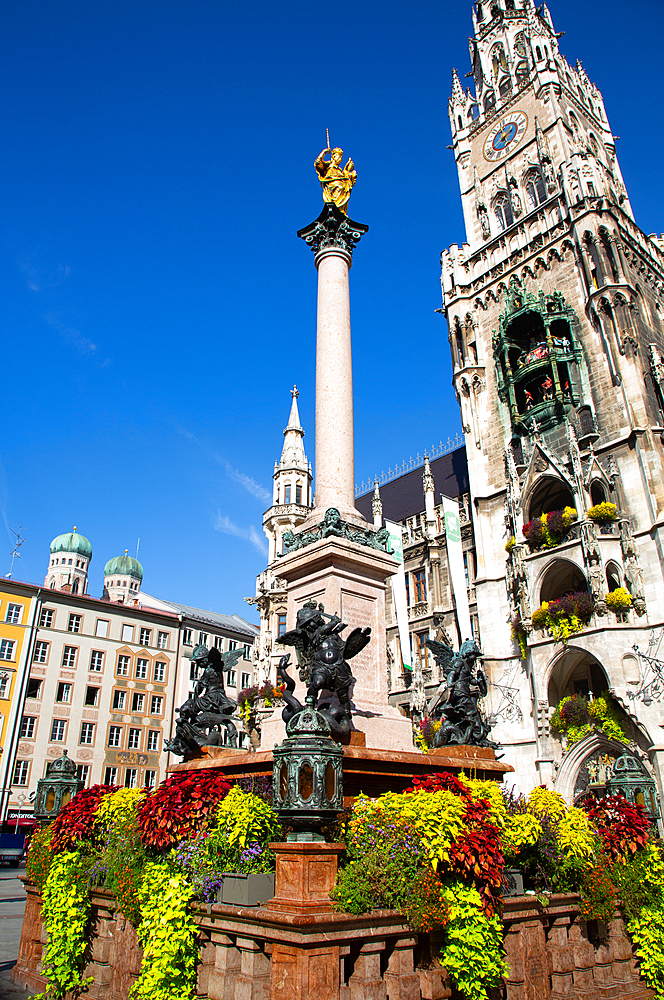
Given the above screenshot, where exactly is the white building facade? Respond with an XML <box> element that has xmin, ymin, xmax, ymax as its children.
<box><xmin>441</xmin><ymin>0</ymin><xmax>664</xmax><ymax>801</ymax></box>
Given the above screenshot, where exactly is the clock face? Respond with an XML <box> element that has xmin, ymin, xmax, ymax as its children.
<box><xmin>483</xmin><ymin>111</ymin><xmax>528</xmax><ymax>162</ymax></box>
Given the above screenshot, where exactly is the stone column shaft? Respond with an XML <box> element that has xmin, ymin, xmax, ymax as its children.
<box><xmin>314</xmin><ymin>247</ymin><xmax>356</xmax><ymax>517</ymax></box>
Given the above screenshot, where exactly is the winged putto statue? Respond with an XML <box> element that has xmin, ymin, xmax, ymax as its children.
<box><xmin>165</xmin><ymin>644</ymin><xmax>244</xmax><ymax>756</ymax></box>
<box><xmin>276</xmin><ymin>599</ymin><xmax>371</xmax><ymax>738</ymax></box>
<box><xmin>424</xmin><ymin>637</ymin><xmax>498</xmax><ymax>749</ymax></box>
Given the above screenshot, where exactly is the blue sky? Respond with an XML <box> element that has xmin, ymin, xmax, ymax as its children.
<box><xmin>2</xmin><ymin>0</ymin><xmax>663</xmax><ymax>620</ymax></box>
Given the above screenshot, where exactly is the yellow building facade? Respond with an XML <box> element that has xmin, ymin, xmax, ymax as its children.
<box><xmin>0</xmin><ymin>582</ymin><xmax>40</xmax><ymax>821</ymax></box>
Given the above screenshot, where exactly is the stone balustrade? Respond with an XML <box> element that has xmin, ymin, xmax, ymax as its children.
<box><xmin>13</xmin><ymin>883</ymin><xmax>653</xmax><ymax>1000</ymax></box>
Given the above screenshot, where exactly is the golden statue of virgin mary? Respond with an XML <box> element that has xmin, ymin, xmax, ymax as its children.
<box><xmin>314</xmin><ymin>144</ymin><xmax>357</xmax><ymax>215</ymax></box>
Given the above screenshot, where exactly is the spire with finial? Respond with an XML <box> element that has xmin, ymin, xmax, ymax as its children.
<box><xmin>423</xmin><ymin>455</ymin><xmax>436</xmax><ymax>538</ymax></box>
<box><xmin>450</xmin><ymin>67</ymin><xmax>465</xmax><ymax>105</ymax></box>
<box><xmin>280</xmin><ymin>385</ymin><xmax>307</xmax><ymax>469</ymax></box>
<box><xmin>372</xmin><ymin>479</ymin><xmax>383</xmax><ymax>527</ymax></box>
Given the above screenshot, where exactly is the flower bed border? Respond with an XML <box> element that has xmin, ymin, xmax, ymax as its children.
<box><xmin>13</xmin><ymin>880</ymin><xmax>653</xmax><ymax>1000</ymax></box>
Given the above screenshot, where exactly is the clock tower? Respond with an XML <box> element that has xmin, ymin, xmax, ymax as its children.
<box><xmin>442</xmin><ymin>0</ymin><xmax>664</xmax><ymax>800</ymax></box>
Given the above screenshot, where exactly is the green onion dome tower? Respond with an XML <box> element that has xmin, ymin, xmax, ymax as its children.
<box><xmin>45</xmin><ymin>527</ymin><xmax>92</xmax><ymax>594</ymax></box>
<box><xmin>103</xmin><ymin>550</ymin><xmax>143</xmax><ymax>603</ymax></box>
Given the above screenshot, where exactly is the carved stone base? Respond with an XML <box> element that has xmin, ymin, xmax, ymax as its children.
<box><xmin>261</xmin><ymin>535</ymin><xmax>413</xmax><ymax>752</ymax></box>
<box><xmin>267</xmin><ymin>841</ymin><xmax>343</xmax><ymax>915</ymax></box>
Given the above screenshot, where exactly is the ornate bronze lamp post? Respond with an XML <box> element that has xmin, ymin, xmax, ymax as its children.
<box><xmin>33</xmin><ymin>750</ymin><xmax>83</xmax><ymax>822</ymax></box>
<box><xmin>607</xmin><ymin>752</ymin><xmax>661</xmax><ymax>828</ymax></box>
<box><xmin>272</xmin><ymin>702</ymin><xmax>343</xmax><ymax>841</ymax></box>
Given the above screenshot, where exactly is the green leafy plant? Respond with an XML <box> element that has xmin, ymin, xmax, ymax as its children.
<box><xmin>414</xmin><ymin>716</ymin><xmax>443</xmax><ymax>752</ymax></box>
<box><xmin>208</xmin><ymin>785</ymin><xmax>281</xmax><ymax>857</ymax></box>
<box><xmin>32</xmin><ymin>851</ymin><xmax>93</xmax><ymax>1000</ymax></box>
<box><xmin>531</xmin><ymin>591</ymin><xmax>593</xmax><ymax>643</ymax></box>
<box><xmin>627</xmin><ymin>907</ymin><xmax>664</xmax><ymax>1000</ymax></box>
<box><xmin>438</xmin><ymin>881</ymin><xmax>507</xmax><ymax>1000</ymax></box>
<box><xmin>93</xmin><ymin>787</ymin><xmax>145</xmax><ymax>834</ymax></box>
<box><xmin>550</xmin><ymin>693</ymin><xmax>628</xmax><ymax>746</ymax></box>
<box><xmin>510</xmin><ymin>612</ymin><xmax>527</xmax><ymax>659</ymax></box>
<box><xmin>333</xmin><ymin>781</ymin><xmax>507</xmax><ymax>1000</ymax></box>
<box><xmin>613</xmin><ymin>843</ymin><xmax>664</xmax><ymax>922</ymax></box>
<box><xmin>130</xmin><ymin>861</ymin><xmax>198</xmax><ymax>1000</ymax></box>
<box><xmin>236</xmin><ymin>682</ymin><xmax>285</xmax><ymax>724</ymax></box>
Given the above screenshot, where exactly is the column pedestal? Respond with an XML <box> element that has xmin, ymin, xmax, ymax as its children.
<box><xmin>268</xmin><ymin>841</ymin><xmax>343</xmax><ymax>1000</ymax></box>
<box><xmin>260</xmin><ymin>535</ymin><xmax>414</xmax><ymax>752</ymax></box>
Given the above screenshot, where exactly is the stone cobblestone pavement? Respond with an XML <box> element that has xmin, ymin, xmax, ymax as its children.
<box><xmin>0</xmin><ymin>966</ymin><xmax>34</xmax><ymax>1000</ymax></box>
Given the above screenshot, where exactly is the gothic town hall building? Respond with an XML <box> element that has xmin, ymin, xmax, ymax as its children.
<box><xmin>441</xmin><ymin>0</ymin><xmax>664</xmax><ymax>804</ymax></box>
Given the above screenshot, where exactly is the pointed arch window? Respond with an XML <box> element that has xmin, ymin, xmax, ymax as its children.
<box><xmin>514</xmin><ymin>33</ymin><xmax>529</xmax><ymax>82</ymax></box>
<box><xmin>499</xmin><ymin>76</ymin><xmax>512</xmax><ymax>97</ymax></box>
<box><xmin>525</xmin><ymin>169</ymin><xmax>547</xmax><ymax>209</ymax></box>
<box><xmin>484</xmin><ymin>90</ymin><xmax>495</xmax><ymax>111</ymax></box>
<box><xmin>590</xmin><ymin>479</ymin><xmax>607</xmax><ymax>507</ymax></box>
<box><xmin>284</xmin><ymin>484</ymin><xmax>291</xmax><ymax>504</ymax></box>
<box><xmin>569</xmin><ymin>111</ymin><xmax>581</xmax><ymax>143</ymax></box>
<box><xmin>494</xmin><ymin>194</ymin><xmax>514</xmax><ymax>231</ymax></box>
<box><xmin>584</xmin><ymin>233</ymin><xmax>605</xmax><ymax>289</ymax></box>
<box><xmin>491</xmin><ymin>44</ymin><xmax>508</xmax><ymax>81</ymax></box>
<box><xmin>599</xmin><ymin>231</ymin><xmax>619</xmax><ymax>282</ymax></box>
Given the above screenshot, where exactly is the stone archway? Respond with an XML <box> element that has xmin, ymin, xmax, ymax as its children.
<box><xmin>537</xmin><ymin>557</ymin><xmax>588</xmax><ymax>607</ymax></box>
<box><xmin>526</xmin><ymin>475</ymin><xmax>575</xmax><ymax>522</ymax></box>
<box><xmin>545</xmin><ymin>644</ymin><xmax>609</xmax><ymax>705</ymax></box>
<box><xmin>554</xmin><ymin>730</ymin><xmax>631</xmax><ymax>804</ymax></box>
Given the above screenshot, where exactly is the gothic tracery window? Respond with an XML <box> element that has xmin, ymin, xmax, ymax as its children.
<box><xmin>494</xmin><ymin>194</ymin><xmax>514</xmax><ymax>231</ymax></box>
<box><xmin>514</xmin><ymin>33</ymin><xmax>529</xmax><ymax>83</ymax></box>
<box><xmin>525</xmin><ymin>169</ymin><xmax>547</xmax><ymax>209</ymax></box>
<box><xmin>491</xmin><ymin>44</ymin><xmax>508</xmax><ymax>81</ymax></box>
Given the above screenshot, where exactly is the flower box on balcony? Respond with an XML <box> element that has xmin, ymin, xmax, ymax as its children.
<box><xmin>586</xmin><ymin>502</ymin><xmax>618</xmax><ymax>524</ymax></box>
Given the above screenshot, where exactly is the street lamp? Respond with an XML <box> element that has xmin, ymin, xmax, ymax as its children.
<box><xmin>33</xmin><ymin>750</ymin><xmax>82</xmax><ymax>822</ymax></box>
<box><xmin>272</xmin><ymin>703</ymin><xmax>343</xmax><ymax>841</ymax></box>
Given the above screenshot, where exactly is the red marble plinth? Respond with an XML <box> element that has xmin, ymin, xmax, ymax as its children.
<box><xmin>169</xmin><ymin>744</ymin><xmax>513</xmax><ymax>805</ymax></box>
<box><xmin>267</xmin><ymin>841</ymin><xmax>344</xmax><ymax>1000</ymax></box>
<box><xmin>267</xmin><ymin>841</ymin><xmax>344</xmax><ymax>915</ymax></box>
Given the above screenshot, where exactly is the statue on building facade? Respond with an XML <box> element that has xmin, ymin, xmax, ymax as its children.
<box><xmin>315</xmin><ymin>137</ymin><xmax>357</xmax><ymax>215</ymax></box>
<box><xmin>165</xmin><ymin>644</ymin><xmax>245</xmax><ymax>755</ymax></box>
<box><xmin>424</xmin><ymin>638</ymin><xmax>498</xmax><ymax>748</ymax></box>
<box><xmin>276</xmin><ymin>599</ymin><xmax>371</xmax><ymax>737</ymax></box>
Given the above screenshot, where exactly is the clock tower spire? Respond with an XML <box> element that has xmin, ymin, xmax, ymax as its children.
<box><xmin>440</xmin><ymin>0</ymin><xmax>664</xmax><ymax>797</ymax></box>
<box><xmin>449</xmin><ymin>0</ymin><xmax>632</xmax><ymax>254</ymax></box>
